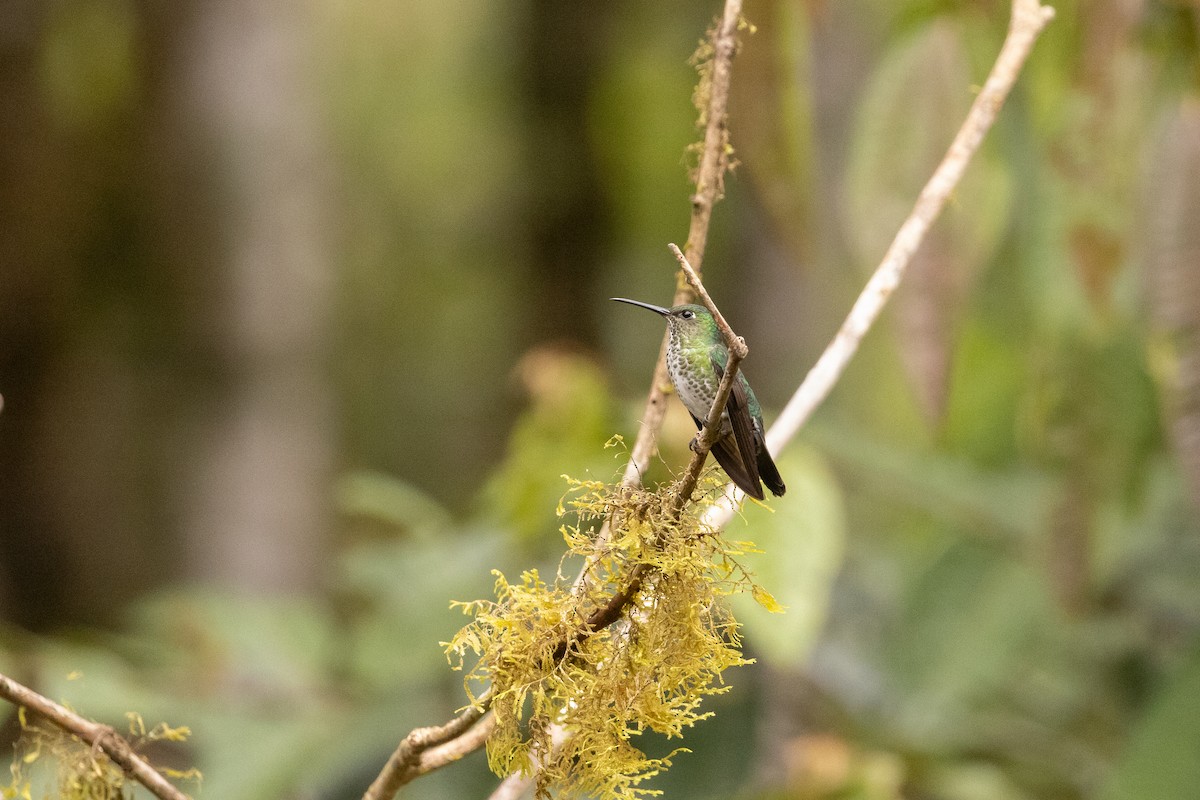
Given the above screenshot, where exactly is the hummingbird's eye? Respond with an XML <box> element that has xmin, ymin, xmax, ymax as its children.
<box><xmin>680</xmin><ymin>309</ymin><xmax>695</xmax><ymax>319</ymax></box>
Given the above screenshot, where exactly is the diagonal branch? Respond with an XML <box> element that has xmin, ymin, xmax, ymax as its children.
<box><xmin>0</xmin><ymin>672</ymin><xmax>192</xmax><ymax>800</ymax></box>
<box><xmin>702</xmin><ymin>0</ymin><xmax>1056</xmax><ymax>529</ymax></box>
<box><xmin>668</xmin><ymin>243</ymin><xmax>747</xmax><ymax>511</ymax></box>
<box><xmin>362</xmin><ymin>687</ymin><xmax>494</xmax><ymax>800</ymax></box>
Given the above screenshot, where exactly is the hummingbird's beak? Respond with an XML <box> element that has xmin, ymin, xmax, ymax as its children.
<box><xmin>610</xmin><ymin>297</ymin><xmax>670</xmax><ymax>316</ymax></box>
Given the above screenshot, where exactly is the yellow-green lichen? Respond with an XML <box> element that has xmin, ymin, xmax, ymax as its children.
<box><xmin>445</xmin><ymin>471</ymin><xmax>772</xmax><ymax>799</ymax></box>
<box><xmin>3</xmin><ymin>708</ymin><xmax>198</xmax><ymax>800</ymax></box>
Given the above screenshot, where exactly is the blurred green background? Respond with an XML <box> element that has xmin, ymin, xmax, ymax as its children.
<box><xmin>2</xmin><ymin>0</ymin><xmax>1199</xmax><ymax>798</ymax></box>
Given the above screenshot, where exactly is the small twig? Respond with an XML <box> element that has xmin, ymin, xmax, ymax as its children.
<box><xmin>0</xmin><ymin>672</ymin><xmax>191</xmax><ymax>800</ymax></box>
<box><xmin>668</xmin><ymin>244</ymin><xmax>747</xmax><ymax>510</ymax></box>
<box><xmin>671</xmin><ymin>243</ymin><xmax>746</xmax><ymax>360</ymax></box>
<box><xmin>409</xmin><ymin>713</ymin><xmax>497</xmax><ymax>778</ymax></box>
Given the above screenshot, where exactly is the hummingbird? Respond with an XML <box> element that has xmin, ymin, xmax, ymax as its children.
<box><xmin>612</xmin><ymin>298</ymin><xmax>785</xmax><ymax>500</ymax></box>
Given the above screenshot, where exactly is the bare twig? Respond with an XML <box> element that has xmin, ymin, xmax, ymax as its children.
<box><xmin>671</xmin><ymin>242</ymin><xmax>747</xmax><ymax>361</ymax></box>
<box><xmin>0</xmin><ymin>672</ymin><xmax>191</xmax><ymax>800</ymax></box>
<box><xmin>668</xmin><ymin>244</ymin><xmax>747</xmax><ymax>510</ymax></box>
<box><xmin>410</xmin><ymin>713</ymin><xmax>497</xmax><ymax>778</ymax></box>
<box><xmin>701</xmin><ymin>0</ymin><xmax>1056</xmax><ymax>529</ymax></box>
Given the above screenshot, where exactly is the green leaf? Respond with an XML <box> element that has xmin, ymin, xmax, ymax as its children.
<box><xmin>843</xmin><ymin>17</ymin><xmax>1013</xmax><ymax>427</ymax></box>
<box><xmin>476</xmin><ymin>350</ymin><xmax>620</xmax><ymax>545</ymax></box>
<box><xmin>807</xmin><ymin>420</ymin><xmax>1051</xmax><ymax>541</ymax></box>
<box><xmin>843</xmin><ymin>18</ymin><xmax>1012</xmax><ymax>275</ymax></box>
<box><xmin>885</xmin><ymin>542</ymin><xmax>1051</xmax><ymax>737</ymax></box>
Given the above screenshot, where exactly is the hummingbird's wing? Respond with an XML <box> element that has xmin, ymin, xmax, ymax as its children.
<box><xmin>694</xmin><ymin>350</ymin><xmax>764</xmax><ymax>500</ymax></box>
<box><xmin>691</xmin><ymin>415</ymin><xmax>764</xmax><ymax>501</ymax></box>
<box><xmin>722</xmin><ymin>364</ymin><xmax>763</xmax><ymax>491</ymax></box>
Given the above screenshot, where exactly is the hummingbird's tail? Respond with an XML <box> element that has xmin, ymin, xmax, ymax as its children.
<box><xmin>757</xmin><ymin>448</ymin><xmax>786</xmax><ymax>497</ymax></box>
<box><xmin>710</xmin><ymin>436</ymin><xmax>787</xmax><ymax>499</ymax></box>
<box><xmin>708</xmin><ymin>436</ymin><xmax>766</xmax><ymax>501</ymax></box>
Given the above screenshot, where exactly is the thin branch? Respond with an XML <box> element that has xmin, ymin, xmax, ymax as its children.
<box><xmin>410</xmin><ymin>713</ymin><xmax>497</xmax><ymax>778</ymax></box>
<box><xmin>621</xmin><ymin>0</ymin><xmax>745</xmax><ymax>488</ymax></box>
<box><xmin>0</xmin><ymin>672</ymin><xmax>191</xmax><ymax>800</ymax></box>
<box><xmin>683</xmin><ymin>0</ymin><xmax>743</xmax><ymax>268</ymax></box>
<box><xmin>701</xmin><ymin>0</ymin><xmax>1056</xmax><ymax>530</ymax></box>
<box><xmin>671</xmin><ymin>242</ymin><xmax>747</xmax><ymax>361</ymax></box>
<box><xmin>362</xmin><ymin>688</ymin><xmax>493</xmax><ymax>800</ymax></box>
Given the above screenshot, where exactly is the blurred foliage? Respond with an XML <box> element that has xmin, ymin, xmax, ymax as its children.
<box><xmin>477</xmin><ymin>347</ymin><xmax>622</xmax><ymax>546</ymax></box>
<box><xmin>3</xmin><ymin>0</ymin><xmax>1200</xmax><ymax>799</ymax></box>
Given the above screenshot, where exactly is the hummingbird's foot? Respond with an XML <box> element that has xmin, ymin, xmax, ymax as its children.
<box><xmin>689</xmin><ymin>434</ymin><xmax>703</xmax><ymax>453</ymax></box>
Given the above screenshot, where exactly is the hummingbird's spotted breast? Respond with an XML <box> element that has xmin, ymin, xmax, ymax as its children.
<box><xmin>666</xmin><ymin>333</ymin><xmax>730</xmax><ymax>434</ymax></box>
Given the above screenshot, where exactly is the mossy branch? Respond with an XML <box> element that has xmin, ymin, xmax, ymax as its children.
<box><xmin>554</xmin><ymin>248</ymin><xmax>746</xmax><ymax>664</ymax></box>
<box><xmin>356</xmin><ymin>0</ymin><xmax>753</xmax><ymax>785</ymax></box>
<box><xmin>0</xmin><ymin>671</ymin><xmax>192</xmax><ymax>800</ymax></box>
<box><xmin>448</xmin><ymin>477</ymin><xmax>756</xmax><ymax>800</ymax></box>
